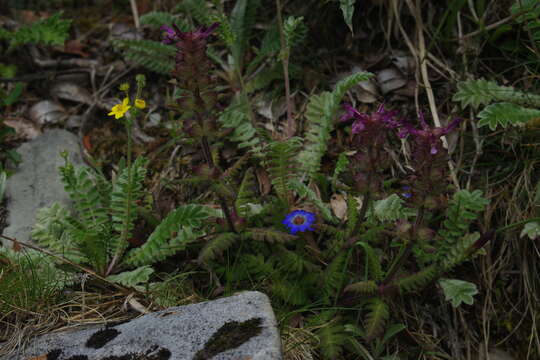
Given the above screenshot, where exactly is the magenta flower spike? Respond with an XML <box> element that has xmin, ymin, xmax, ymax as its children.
<box><xmin>399</xmin><ymin>113</ymin><xmax>461</xmax><ymax>155</ymax></box>
<box><xmin>161</xmin><ymin>23</ymin><xmax>219</xmax><ymax>44</ymax></box>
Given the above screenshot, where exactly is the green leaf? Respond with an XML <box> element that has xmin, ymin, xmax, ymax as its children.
<box><xmin>477</xmin><ymin>103</ymin><xmax>540</xmax><ymax>130</ymax></box>
<box><xmin>107</xmin><ymin>266</ymin><xmax>154</xmax><ymax>288</ymax></box>
<box><xmin>0</xmin><ymin>171</ymin><xmax>6</xmax><ymax>201</ymax></box>
<box><xmin>297</xmin><ymin>71</ymin><xmax>373</xmax><ymax>182</ymax></box>
<box><xmin>230</xmin><ymin>0</ymin><xmax>261</xmax><ymax>70</ymax></box>
<box><xmin>3</xmin><ymin>82</ymin><xmax>24</xmax><ymax>106</ymax></box>
<box><xmin>520</xmin><ymin>221</ymin><xmax>540</xmax><ymax>240</ymax></box>
<box><xmin>367</xmin><ymin>194</ymin><xmax>415</xmax><ymax>222</ymax></box>
<box><xmin>289</xmin><ymin>179</ymin><xmax>337</xmax><ymax>224</ymax></box>
<box><xmin>340</xmin><ymin>0</ymin><xmax>356</xmax><ymax>34</ymax></box>
<box><xmin>125</xmin><ymin>204</ymin><xmax>209</xmax><ymax>266</ymax></box>
<box><xmin>139</xmin><ymin>11</ymin><xmax>188</xmax><ymax>30</ymax></box>
<box><xmin>5</xmin><ymin>12</ymin><xmax>71</xmax><ymax>50</ymax></box>
<box><xmin>439</xmin><ymin>278</ymin><xmax>478</xmax><ymax>307</ymax></box>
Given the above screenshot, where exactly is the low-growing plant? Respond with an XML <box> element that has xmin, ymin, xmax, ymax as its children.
<box><xmin>8</xmin><ymin>19</ymin><xmax>493</xmax><ymax>360</ymax></box>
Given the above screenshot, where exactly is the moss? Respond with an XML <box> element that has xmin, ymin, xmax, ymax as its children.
<box><xmin>86</xmin><ymin>328</ymin><xmax>120</xmax><ymax>349</ymax></box>
<box><xmin>193</xmin><ymin>317</ymin><xmax>263</xmax><ymax>360</ymax></box>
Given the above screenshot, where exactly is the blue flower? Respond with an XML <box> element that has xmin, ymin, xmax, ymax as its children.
<box><xmin>282</xmin><ymin>210</ymin><xmax>316</xmax><ymax>235</ymax></box>
<box><xmin>401</xmin><ymin>185</ymin><xmax>413</xmax><ymax>199</ymax></box>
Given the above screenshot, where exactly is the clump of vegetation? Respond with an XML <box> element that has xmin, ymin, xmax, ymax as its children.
<box><xmin>1</xmin><ymin>0</ymin><xmax>540</xmax><ymax>359</ymax></box>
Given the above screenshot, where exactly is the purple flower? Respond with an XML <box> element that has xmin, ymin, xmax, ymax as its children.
<box><xmin>161</xmin><ymin>23</ymin><xmax>219</xmax><ymax>44</ymax></box>
<box><xmin>340</xmin><ymin>104</ymin><xmax>400</xmax><ymax>134</ymax></box>
<box><xmin>398</xmin><ymin>112</ymin><xmax>461</xmax><ymax>155</ymax></box>
<box><xmin>282</xmin><ymin>210</ymin><xmax>316</xmax><ymax>235</ymax></box>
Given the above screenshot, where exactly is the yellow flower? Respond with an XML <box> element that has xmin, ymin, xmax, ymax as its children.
<box><xmin>119</xmin><ymin>83</ymin><xmax>130</xmax><ymax>91</ymax></box>
<box><xmin>134</xmin><ymin>98</ymin><xmax>146</xmax><ymax>109</ymax></box>
<box><xmin>108</xmin><ymin>98</ymin><xmax>131</xmax><ymax>119</ymax></box>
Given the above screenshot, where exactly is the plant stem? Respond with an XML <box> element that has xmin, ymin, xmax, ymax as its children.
<box><xmin>275</xmin><ymin>0</ymin><xmax>294</xmax><ymax>138</ymax></box>
<box><xmin>382</xmin><ymin>205</ymin><xmax>425</xmax><ymax>285</ymax></box>
<box><xmin>1</xmin><ymin>234</ymin><xmax>129</xmax><ymax>293</ymax></box>
<box><xmin>200</xmin><ymin>135</ymin><xmax>237</xmax><ymax>233</ymax></box>
<box><xmin>106</xmin><ymin>120</ymin><xmax>134</xmax><ymax>276</ymax></box>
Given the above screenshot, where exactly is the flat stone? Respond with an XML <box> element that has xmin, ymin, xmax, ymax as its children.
<box><xmin>3</xmin><ymin>291</ymin><xmax>283</xmax><ymax>360</ymax></box>
<box><xmin>2</xmin><ymin>129</ymin><xmax>83</xmax><ymax>248</ymax></box>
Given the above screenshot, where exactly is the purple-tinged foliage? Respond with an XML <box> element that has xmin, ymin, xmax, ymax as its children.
<box><xmin>161</xmin><ymin>23</ymin><xmax>219</xmax><ymax>44</ymax></box>
<box><xmin>162</xmin><ymin>23</ymin><xmax>220</xmax><ymax>138</ymax></box>
<box><xmin>341</xmin><ymin>104</ymin><xmax>401</xmax><ymax>195</ymax></box>
<box><xmin>341</xmin><ymin>104</ymin><xmax>400</xmax><ymax>147</ymax></box>
<box><xmin>398</xmin><ymin>113</ymin><xmax>461</xmax><ymax>208</ymax></box>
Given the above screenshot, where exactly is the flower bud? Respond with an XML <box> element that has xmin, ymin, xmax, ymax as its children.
<box><xmin>417</xmin><ymin>227</ymin><xmax>435</xmax><ymax>241</ymax></box>
<box><xmin>395</xmin><ymin>219</ymin><xmax>412</xmax><ymax>238</ymax></box>
<box><xmin>194</xmin><ymin>163</ymin><xmax>220</xmax><ymax>179</ymax></box>
<box><xmin>423</xmin><ymin>196</ymin><xmax>438</xmax><ymax>210</ymax></box>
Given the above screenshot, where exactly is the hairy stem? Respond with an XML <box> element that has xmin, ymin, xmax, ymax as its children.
<box><xmin>106</xmin><ymin>121</ymin><xmax>134</xmax><ymax>276</ymax></box>
<box><xmin>200</xmin><ymin>136</ymin><xmax>237</xmax><ymax>233</ymax></box>
<box><xmin>382</xmin><ymin>205</ymin><xmax>425</xmax><ymax>285</ymax></box>
<box><xmin>276</xmin><ymin>0</ymin><xmax>294</xmax><ymax>138</ymax></box>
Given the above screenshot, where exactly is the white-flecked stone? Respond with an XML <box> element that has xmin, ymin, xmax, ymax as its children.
<box><xmin>2</xmin><ymin>291</ymin><xmax>282</xmax><ymax>360</ymax></box>
<box><xmin>2</xmin><ymin>129</ymin><xmax>83</xmax><ymax>248</ymax></box>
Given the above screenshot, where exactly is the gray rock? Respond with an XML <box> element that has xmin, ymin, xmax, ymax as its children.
<box><xmin>3</xmin><ymin>291</ymin><xmax>283</xmax><ymax>360</ymax></box>
<box><xmin>2</xmin><ymin>129</ymin><xmax>83</xmax><ymax>248</ymax></box>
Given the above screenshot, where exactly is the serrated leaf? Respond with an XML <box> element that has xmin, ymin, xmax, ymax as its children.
<box><xmin>107</xmin><ymin>266</ymin><xmax>154</xmax><ymax>288</ymax></box>
<box><xmin>520</xmin><ymin>221</ymin><xmax>540</xmax><ymax>240</ymax></box>
<box><xmin>439</xmin><ymin>278</ymin><xmax>478</xmax><ymax>307</ymax></box>
<box><xmin>340</xmin><ymin>0</ymin><xmax>356</xmax><ymax>34</ymax></box>
<box><xmin>477</xmin><ymin>103</ymin><xmax>540</xmax><ymax>130</ymax></box>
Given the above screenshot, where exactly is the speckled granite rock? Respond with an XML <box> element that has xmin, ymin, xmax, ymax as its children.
<box><xmin>1</xmin><ymin>129</ymin><xmax>83</xmax><ymax>248</ymax></box>
<box><xmin>2</xmin><ymin>291</ymin><xmax>282</xmax><ymax>360</ymax></box>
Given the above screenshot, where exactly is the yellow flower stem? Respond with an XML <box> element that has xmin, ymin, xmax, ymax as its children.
<box><xmin>106</xmin><ymin>115</ymin><xmax>134</xmax><ymax>276</ymax></box>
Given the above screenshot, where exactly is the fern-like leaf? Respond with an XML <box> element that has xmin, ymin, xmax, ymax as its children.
<box><xmin>113</xmin><ymin>39</ymin><xmax>175</xmax><ymax>74</ymax></box>
<box><xmin>266</xmin><ymin>137</ymin><xmax>302</xmax><ymax>202</ymax></box>
<box><xmin>356</xmin><ymin>241</ymin><xmax>383</xmax><ymax>280</ymax></box>
<box><xmin>344</xmin><ymin>280</ymin><xmax>378</xmax><ymax>296</ymax></box>
<box><xmin>364</xmin><ymin>298</ymin><xmax>390</xmax><ymax>340</ymax></box>
<box><xmin>140</xmin><ymin>11</ymin><xmax>188</xmax><ymax>30</ymax></box>
<box><xmin>0</xmin><ymin>13</ymin><xmax>71</xmax><ymax>51</ymax></box>
<box><xmin>441</xmin><ymin>232</ymin><xmax>482</xmax><ymax>271</ymax></box>
<box><xmin>316</xmin><ymin>321</ymin><xmax>348</xmax><ymax>360</ymax></box>
<box><xmin>453</xmin><ymin>78</ymin><xmax>540</xmax><ymax>109</ymax></box>
<box><xmin>229</xmin><ymin>0</ymin><xmax>261</xmax><ymax>69</ymax></box>
<box><xmin>60</xmin><ymin>165</ymin><xmax>110</xmax><ymax>234</ymax></box>
<box><xmin>289</xmin><ymin>179</ymin><xmax>337</xmax><ymax>224</ymax></box>
<box><xmin>437</xmin><ymin>189</ymin><xmax>489</xmax><ymax>262</ymax></box>
<box><xmin>275</xmin><ymin>245</ymin><xmax>321</xmax><ymax>275</ymax></box>
<box><xmin>367</xmin><ymin>194</ymin><xmax>415</xmax><ymax>223</ymax></box>
<box><xmin>110</xmin><ymin>157</ymin><xmax>148</xmax><ymax>259</ymax></box>
<box><xmin>106</xmin><ymin>265</ymin><xmax>154</xmax><ymax>289</ymax></box>
<box><xmin>322</xmin><ymin>251</ymin><xmax>351</xmax><ymax>304</ymax></box>
<box><xmin>241</xmin><ymin>228</ymin><xmax>296</xmax><ymax>243</ymax></box>
<box><xmin>297</xmin><ymin>71</ymin><xmax>373</xmax><ymax>181</ymax></box>
<box><xmin>31</xmin><ymin>203</ymin><xmax>87</xmax><ymax>264</ymax></box>
<box><xmin>331</xmin><ymin>152</ymin><xmax>350</xmax><ymax>189</ymax></box>
<box><xmin>218</xmin><ymin>97</ymin><xmax>265</xmax><ymax>157</ymax></box>
<box><xmin>271</xmin><ymin>277</ymin><xmax>310</xmax><ymax>305</ymax></box>
<box><xmin>234</xmin><ymin>167</ymin><xmax>258</xmax><ymax>217</ymax></box>
<box><xmin>198</xmin><ymin>232</ymin><xmax>238</xmax><ymax>264</ymax></box>
<box><xmin>125</xmin><ymin>204</ymin><xmax>209</xmax><ymax>266</ymax></box>
<box><xmin>395</xmin><ymin>265</ymin><xmax>440</xmax><ymax>294</ymax></box>
<box><xmin>477</xmin><ymin>102</ymin><xmax>540</xmax><ymax>130</ymax></box>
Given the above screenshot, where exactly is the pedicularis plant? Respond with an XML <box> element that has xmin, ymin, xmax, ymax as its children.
<box><xmin>24</xmin><ymin>22</ymin><xmax>494</xmax><ymax>358</ymax></box>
